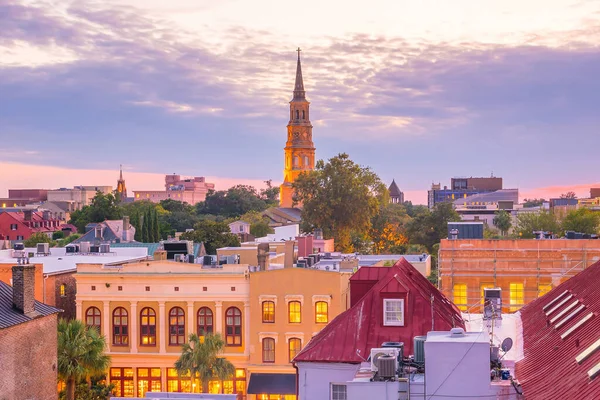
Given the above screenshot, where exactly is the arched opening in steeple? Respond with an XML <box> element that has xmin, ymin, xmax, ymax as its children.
<box><xmin>296</xmin><ymin>110</ymin><xmax>299</xmax><ymax>119</ymax></box>
<box><xmin>302</xmin><ymin>110</ymin><xmax>305</xmax><ymax>119</ymax></box>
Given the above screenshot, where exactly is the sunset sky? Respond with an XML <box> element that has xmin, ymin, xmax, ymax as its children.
<box><xmin>2</xmin><ymin>0</ymin><xmax>600</xmax><ymax>204</ymax></box>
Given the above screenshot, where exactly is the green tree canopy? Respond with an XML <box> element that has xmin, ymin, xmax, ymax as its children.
<box><xmin>179</xmin><ymin>220</ymin><xmax>240</xmax><ymax>254</ymax></box>
<box><xmin>23</xmin><ymin>232</ymin><xmax>52</xmax><ymax>247</ymax></box>
<box><xmin>493</xmin><ymin>210</ymin><xmax>512</xmax><ymax>236</ymax></box>
<box><xmin>68</xmin><ymin>192</ymin><xmax>121</xmax><ymax>233</ymax></box>
<box><xmin>405</xmin><ymin>202</ymin><xmax>461</xmax><ymax>251</ymax></box>
<box><xmin>523</xmin><ymin>198</ymin><xmax>546</xmax><ymax>208</ymax></box>
<box><xmin>174</xmin><ymin>333</ymin><xmax>235</xmax><ymax>393</ymax></box>
<box><xmin>514</xmin><ymin>210</ymin><xmax>559</xmax><ymax>238</ymax></box>
<box><xmin>197</xmin><ymin>185</ymin><xmax>271</xmax><ymax>218</ymax></box>
<box><xmin>57</xmin><ymin>319</ymin><xmax>111</xmax><ymax>400</ymax></box>
<box><xmin>562</xmin><ymin>208</ymin><xmax>600</xmax><ymax>235</ymax></box>
<box><xmin>292</xmin><ymin>153</ymin><xmax>387</xmax><ymax>252</ymax></box>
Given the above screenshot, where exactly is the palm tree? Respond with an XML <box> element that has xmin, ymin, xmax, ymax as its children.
<box><xmin>57</xmin><ymin>319</ymin><xmax>111</xmax><ymax>400</ymax></box>
<box><xmin>174</xmin><ymin>333</ymin><xmax>235</xmax><ymax>393</ymax></box>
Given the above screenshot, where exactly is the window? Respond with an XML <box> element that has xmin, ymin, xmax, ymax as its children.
<box><xmin>302</xmin><ymin>110</ymin><xmax>305</xmax><ymax>119</ymax></box>
<box><xmin>16</xmin><ymin>235</ymin><xmax>23</xmax><ymax>240</ymax></box>
<box><xmin>315</xmin><ymin>301</ymin><xmax>328</xmax><ymax>323</ymax></box>
<box><xmin>137</xmin><ymin>368</ymin><xmax>161</xmax><ymax>396</ymax></box>
<box><xmin>289</xmin><ymin>338</ymin><xmax>302</xmax><ymax>362</ymax></box>
<box><xmin>167</xmin><ymin>368</ymin><xmax>193</xmax><ymax>393</ymax></box>
<box><xmin>197</xmin><ymin>307</ymin><xmax>214</xmax><ymax>337</ymax></box>
<box><xmin>91</xmin><ymin>286</ymin><xmax>96</xmax><ymax>291</ymax></box>
<box><xmin>510</xmin><ymin>283</ymin><xmax>524</xmax><ymax>312</ymax></box>
<box><xmin>453</xmin><ymin>284</ymin><xmax>468</xmax><ymax>311</ymax></box>
<box><xmin>383</xmin><ymin>299</ymin><xmax>404</xmax><ymax>326</ymax></box>
<box><xmin>539</xmin><ymin>284</ymin><xmax>552</xmax><ymax>297</ymax></box>
<box><xmin>113</xmin><ymin>307</ymin><xmax>129</xmax><ymax>346</ymax></box>
<box><xmin>262</xmin><ymin>301</ymin><xmax>275</xmax><ymax>323</ymax></box>
<box><xmin>10</xmin><ymin>224</ymin><xmax>17</xmax><ymax>230</ymax></box>
<box><xmin>110</xmin><ymin>367</ymin><xmax>134</xmax><ymax>397</ymax></box>
<box><xmin>169</xmin><ymin>307</ymin><xmax>186</xmax><ymax>345</ymax></box>
<box><xmin>262</xmin><ymin>338</ymin><xmax>275</xmax><ymax>363</ymax></box>
<box><xmin>225</xmin><ymin>307</ymin><xmax>242</xmax><ymax>346</ymax></box>
<box><xmin>140</xmin><ymin>307</ymin><xmax>156</xmax><ymax>346</ymax></box>
<box><xmin>331</xmin><ymin>384</ymin><xmax>347</xmax><ymax>400</ymax></box>
<box><xmin>86</xmin><ymin>307</ymin><xmax>101</xmax><ymax>332</ymax></box>
<box><xmin>145</xmin><ymin>286</ymin><xmax>150</xmax><ymax>291</ymax></box>
<box><xmin>59</xmin><ymin>284</ymin><xmax>66</xmax><ymax>297</ymax></box>
<box><xmin>288</xmin><ymin>301</ymin><xmax>301</xmax><ymax>323</ymax></box>
<box><xmin>118</xmin><ymin>286</ymin><xmax>123</xmax><ymax>291</ymax></box>
<box><xmin>296</xmin><ymin>110</ymin><xmax>299</xmax><ymax>119</ymax></box>
<box><xmin>303</xmin><ymin>155</ymin><xmax>309</xmax><ymax>167</ymax></box>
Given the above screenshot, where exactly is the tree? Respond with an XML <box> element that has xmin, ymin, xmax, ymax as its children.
<box><xmin>180</xmin><ymin>220</ymin><xmax>240</xmax><ymax>254</ymax></box>
<box><xmin>53</xmin><ymin>231</ymin><xmax>65</xmax><ymax>240</ymax></box>
<box><xmin>141</xmin><ymin>211</ymin><xmax>149</xmax><ymax>242</ymax></box>
<box><xmin>514</xmin><ymin>210</ymin><xmax>559</xmax><ymax>238</ymax></box>
<box><xmin>493</xmin><ymin>210</ymin><xmax>512</xmax><ymax>236</ymax></box>
<box><xmin>560</xmin><ymin>191</ymin><xmax>577</xmax><ymax>199</ymax></box>
<box><xmin>198</xmin><ymin>185</ymin><xmax>270</xmax><ymax>218</ymax></box>
<box><xmin>292</xmin><ymin>153</ymin><xmax>387</xmax><ymax>252</ymax></box>
<box><xmin>405</xmin><ymin>203</ymin><xmax>461</xmax><ymax>251</ymax></box>
<box><xmin>562</xmin><ymin>208</ymin><xmax>600</xmax><ymax>235</ymax></box>
<box><xmin>237</xmin><ymin>210</ymin><xmax>274</xmax><ymax>238</ymax></box>
<box><xmin>59</xmin><ymin>381</ymin><xmax>114</xmax><ymax>400</ymax></box>
<box><xmin>174</xmin><ymin>333</ymin><xmax>235</xmax><ymax>393</ymax></box>
<box><xmin>69</xmin><ymin>192</ymin><xmax>121</xmax><ymax>233</ymax></box>
<box><xmin>23</xmin><ymin>232</ymin><xmax>52</xmax><ymax>247</ymax></box>
<box><xmin>57</xmin><ymin>319</ymin><xmax>111</xmax><ymax>400</ymax></box>
<box><xmin>152</xmin><ymin>209</ymin><xmax>160</xmax><ymax>242</ymax></box>
<box><xmin>260</xmin><ymin>179</ymin><xmax>280</xmax><ymax>206</ymax></box>
<box><xmin>523</xmin><ymin>198</ymin><xmax>546</xmax><ymax>208</ymax></box>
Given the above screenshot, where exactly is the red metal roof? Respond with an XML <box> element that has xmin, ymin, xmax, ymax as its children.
<box><xmin>516</xmin><ymin>260</ymin><xmax>600</xmax><ymax>400</ymax></box>
<box><xmin>294</xmin><ymin>259</ymin><xmax>464</xmax><ymax>363</ymax></box>
<box><xmin>349</xmin><ymin>265</ymin><xmax>391</xmax><ymax>282</ymax></box>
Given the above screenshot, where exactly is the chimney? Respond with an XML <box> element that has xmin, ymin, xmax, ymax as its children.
<box><xmin>257</xmin><ymin>243</ymin><xmax>270</xmax><ymax>271</ymax></box>
<box><xmin>123</xmin><ymin>216</ymin><xmax>130</xmax><ymax>242</ymax></box>
<box><xmin>153</xmin><ymin>249</ymin><xmax>167</xmax><ymax>261</ymax></box>
<box><xmin>12</xmin><ymin>264</ymin><xmax>37</xmax><ymax>316</ymax></box>
<box><xmin>284</xmin><ymin>240</ymin><xmax>295</xmax><ymax>268</ymax></box>
<box><xmin>24</xmin><ymin>209</ymin><xmax>33</xmax><ymax>221</ymax></box>
<box><xmin>42</xmin><ymin>210</ymin><xmax>50</xmax><ymax>221</ymax></box>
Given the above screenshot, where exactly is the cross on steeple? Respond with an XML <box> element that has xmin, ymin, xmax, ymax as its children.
<box><xmin>293</xmin><ymin>47</ymin><xmax>305</xmax><ymax>99</ymax></box>
<box><xmin>296</xmin><ymin>47</ymin><xmax>301</xmax><ymax>60</ymax></box>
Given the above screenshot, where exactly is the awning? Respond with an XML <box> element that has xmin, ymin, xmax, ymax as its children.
<box><xmin>247</xmin><ymin>373</ymin><xmax>296</xmax><ymax>395</ymax></box>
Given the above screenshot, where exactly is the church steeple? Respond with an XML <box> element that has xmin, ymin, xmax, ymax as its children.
<box><xmin>293</xmin><ymin>47</ymin><xmax>305</xmax><ymax>100</ymax></box>
<box><xmin>116</xmin><ymin>164</ymin><xmax>127</xmax><ymax>202</ymax></box>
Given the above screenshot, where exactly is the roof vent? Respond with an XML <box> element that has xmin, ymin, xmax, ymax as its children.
<box><xmin>450</xmin><ymin>327</ymin><xmax>466</xmax><ymax>337</ymax></box>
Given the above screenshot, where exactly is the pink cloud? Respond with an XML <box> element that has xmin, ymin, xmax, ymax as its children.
<box><xmin>520</xmin><ymin>183</ymin><xmax>600</xmax><ymax>200</ymax></box>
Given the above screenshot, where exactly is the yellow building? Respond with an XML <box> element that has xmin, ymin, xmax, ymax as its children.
<box><xmin>247</xmin><ymin>267</ymin><xmax>351</xmax><ymax>400</ymax></box>
<box><xmin>75</xmin><ymin>260</ymin><xmax>250</xmax><ymax>397</ymax></box>
<box><xmin>280</xmin><ymin>49</ymin><xmax>315</xmax><ymax>208</ymax></box>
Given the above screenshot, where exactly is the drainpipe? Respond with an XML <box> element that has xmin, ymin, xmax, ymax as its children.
<box><xmin>43</xmin><ymin>273</ymin><xmax>48</xmax><ymax>303</ymax></box>
<box><xmin>293</xmin><ymin>363</ymin><xmax>299</xmax><ymax>400</ymax></box>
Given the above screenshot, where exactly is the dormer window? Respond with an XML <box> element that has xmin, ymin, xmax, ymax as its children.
<box><xmin>383</xmin><ymin>299</ymin><xmax>404</xmax><ymax>326</ymax></box>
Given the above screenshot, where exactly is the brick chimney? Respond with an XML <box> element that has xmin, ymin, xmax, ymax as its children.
<box><xmin>23</xmin><ymin>209</ymin><xmax>33</xmax><ymax>221</ymax></box>
<box><xmin>12</xmin><ymin>264</ymin><xmax>36</xmax><ymax>316</ymax></box>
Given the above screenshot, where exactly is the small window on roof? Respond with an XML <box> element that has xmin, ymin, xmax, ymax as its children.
<box><xmin>383</xmin><ymin>299</ymin><xmax>404</xmax><ymax>326</ymax></box>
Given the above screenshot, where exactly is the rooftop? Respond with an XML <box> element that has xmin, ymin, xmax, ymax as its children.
<box><xmin>0</xmin><ymin>281</ymin><xmax>61</xmax><ymax>329</ymax></box>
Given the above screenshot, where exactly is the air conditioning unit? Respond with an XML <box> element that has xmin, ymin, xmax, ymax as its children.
<box><xmin>484</xmin><ymin>288</ymin><xmax>502</xmax><ymax>320</ymax></box>
<box><xmin>370</xmin><ymin>348</ymin><xmax>399</xmax><ymax>372</ymax></box>
<box><xmin>36</xmin><ymin>243</ymin><xmax>49</xmax><ymax>255</ymax></box>
<box><xmin>377</xmin><ymin>356</ymin><xmax>397</xmax><ymax>379</ymax></box>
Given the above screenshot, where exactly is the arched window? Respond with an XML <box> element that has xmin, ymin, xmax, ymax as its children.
<box><xmin>289</xmin><ymin>338</ymin><xmax>302</xmax><ymax>362</ymax></box>
<box><xmin>288</xmin><ymin>301</ymin><xmax>301</xmax><ymax>323</ymax></box>
<box><xmin>303</xmin><ymin>155</ymin><xmax>309</xmax><ymax>168</ymax></box>
<box><xmin>225</xmin><ymin>307</ymin><xmax>242</xmax><ymax>346</ymax></box>
<box><xmin>262</xmin><ymin>338</ymin><xmax>275</xmax><ymax>363</ymax></box>
<box><xmin>315</xmin><ymin>301</ymin><xmax>328</xmax><ymax>323</ymax></box>
<box><xmin>262</xmin><ymin>301</ymin><xmax>275</xmax><ymax>323</ymax></box>
<box><xmin>140</xmin><ymin>307</ymin><xmax>156</xmax><ymax>346</ymax></box>
<box><xmin>86</xmin><ymin>307</ymin><xmax>101</xmax><ymax>332</ymax></box>
<box><xmin>296</xmin><ymin>110</ymin><xmax>299</xmax><ymax>119</ymax></box>
<box><xmin>113</xmin><ymin>307</ymin><xmax>129</xmax><ymax>345</ymax></box>
<box><xmin>197</xmin><ymin>307</ymin><xmax>213</xmax><ymax>337</ymax></box>
<box><xmin>302</xmin><ymin>110</ymin><xmax>305</xmax><ymax>119</ymax></box>
<box><xmin>293</xmin><ymin>156</ymin><xmax>299</xmax><ymax>167</ymax></box>
<box><xmin>169</xmin><ymin>307</ymin><xmax>185</xmax><ymax>345</ymax></box>
<box><xmin>59</xmin><ymin>284</ymin><xmax>66</xmax><ymax>297</ymax></box>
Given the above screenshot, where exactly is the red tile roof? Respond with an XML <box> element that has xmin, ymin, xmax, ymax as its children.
<box><xmin>294</xmin><ymin>259</ymin><xmax>464</xmax><ymax>363</ymax></box>
<box><xmin>4</xmin><ymin>211</ymin><xmax>60</xmax><ymax>233</ymax></box>
<box><xmin>516</xmin><ymin>260</ymin><xmax>600</xmax><ymax>400</ymax></box>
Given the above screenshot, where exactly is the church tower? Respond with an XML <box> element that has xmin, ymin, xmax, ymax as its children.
<box><xmin>280</xmin><ymin>48</ymin><xmax>315</xmax><ymax>208</ymax></box>
<box><xmin>116</xmin><ymin>164</ymin><xmax>127</xmax><ymax>202</ymax></box>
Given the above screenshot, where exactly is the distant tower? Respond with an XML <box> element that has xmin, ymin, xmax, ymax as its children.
<box><xmin>280</xmin><ymin>48</ymin><xmax>315</xmax><ymax>208</ymax></box>
<box><xmin>389</xmin><ymin>179</ymin><xmax>404</xmax><ymax>204</ymax></box>
<box><xmin>116</xmin><ymin>165</ymin><xmax>127</xmax><ymax>201</ymax></box>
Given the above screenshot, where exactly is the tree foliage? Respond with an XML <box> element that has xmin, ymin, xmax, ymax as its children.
<box><xmin>197</xmin><ymin>185</ymin><xmax>273</xmax><ymax>218</ymax></box>
<box><xmin>562</xmin><ymin>208</ymin><xmax>600</xmax><ymax>235</ymax></box>
<box><xmin>57</xmin><ymin>319</ymin><xmax>111</xmax><ymax>400</ymax></box>
<box><xmin>69</xmin><ymin>192</ymin><xmax>122</xmax><ymax>233</ymax></box>
<box><xmin>560</xmin><ymin>191</ymin><xmax>577</xmax><ymax>199</ymax></box>
<box><xmin>23</xmin><ymin>232</ymin><xmax>52</xmax><ymax>247</ymax></box>
<box><xmin>174</xmin><ymin>333</ymin><xmax>235</xmax><ymax>393</ymax></box>
<box><xmin>522</xmin><ymin>198</ymin><xmax>546</xmax><ymax>208</ymax></box>
<box><xmin>180</xmin><ymin>220</ymin><xmax>240</xmax><ymax>254</ymax></box>
<box><xmin>493</xmin><ymin>210</ymin><xmax>512</xmax><ymax>236</ymax></box>
<box><xmin>514</xmin><ymin>210</ymin><xmax>559</xmax><ymax>238</ymax></box>
<box><xmin>292</xmin><ymin>153</ymin><xmax>387</xmax><ymax>252</ymax></box>
<box><xmin>405</xmin><ymin>202</ymin><xmax>461</xmax><ymax>251</ymax></box>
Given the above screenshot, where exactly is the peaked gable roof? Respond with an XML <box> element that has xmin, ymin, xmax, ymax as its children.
<box><xmin>0</xmin><ymin>281</ymin><xmax>61</xmax><ymax>329</ymax></box>
<box><xmin>516</xmin><ymin>260</ymin><xmax>600</xmax><ymax>400</ymax></box>
<box><xmin>388</xmin><ymin>180</ymin><xmax>402</xmax><ymax>197</ymax></box>
<box><xmin>294</xmin><ymin>259</ymin><xmax>463</xmax><ymax>363</ymax></box>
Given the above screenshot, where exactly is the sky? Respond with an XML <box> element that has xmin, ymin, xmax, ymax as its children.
<box><xmin>1</xmin><ymin>0</ymin><xmax>600</xmax><ymax>204</ymax></box>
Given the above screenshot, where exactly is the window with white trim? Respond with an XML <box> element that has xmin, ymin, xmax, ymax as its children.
<box><xmin>383</xmin><ymin>299</ymin><xmax>404</xmax><ymax>326</ymax></box>
<box><xmin>331</xmin><ymin>384</ymin><xmax>347</xmax><ymax>400</ymax></box>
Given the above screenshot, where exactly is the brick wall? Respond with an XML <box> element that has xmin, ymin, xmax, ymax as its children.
<box><xmin>45</xmin><ymin>272</ymin><xmax>76</xmax><ymax>320</ymax></box>
<box><xmin>0</xmin><ymin>314</ymin><xmax>58</xmax><ymax>400</ymax></box>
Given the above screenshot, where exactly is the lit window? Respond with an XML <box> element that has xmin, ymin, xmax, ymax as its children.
<box><xmin>331</xmin><ymin>384</ymin><xmax>347</xmax><ymax>400</ymax></box>
<box><xmin>110</xmin><ymin>368</ymin><xmax>134</xmax><ymax>397</ymax></box>
<box><xmin>167</xmin><ymin>368</ymin><xmax>194</xmax><ymax>393</ymax></box>
<box><xmin>289</xmin><ymin>338</ymin><xmax>302</xmax><ymax>362</ymax></box>
<box><xmin>197</xmin><ymin>307</ymin><xmax>214</xmax><ymax>337</ymax></box>
<box><xmin>383</xmin><ymin>299</ymin><xmax>404</xmax><ymax>326</ymax></box>
<box><xmin>137</xmin><ymin>368</ymin><xmax>161</xmax><ymax>396</ymax></box>
<box><xmin>539</xmin><ymin>284</ymin><xmax>552</xmax><ymax>297</ymax></box>
<box><xmin>262</xmin><ymin>338</ymin><xmax>275</xmax><ymax>363</ymax></box>
<box><xmin>453</xmin><ymin>284</ymin><xmax>468</xmax><ymax>311</ymax></box>
<box><xmin>169</xmin><ymin>307</ymin><xmax>185</xmax><ymax>345</ymax></box>
<box><xmin>315</xmin><ymin>301</ymin><xmax>328</xmax><ymax>323</ymax></box>
<box><xmin>59</xmin><ymin>284</ymin><xmax>66</xmax><ymax>297</ymax></box>
<box><xmin>288</xmin><ymin>301</ymin><xmax>301</xmax><ymax>323</ymax></box>
<box><xmin>225</xmin><ymin>307</ymin><xmax>242</xmax><ymax>346</ymax></box>
<box><xmin>262</xmin><ymin>301</ymin><xmax>275</xmax><ymax>323</ymax></box>
<box><xmin>85</xmin><ymin>307</ymin><xmax>101</xmax><ymax>332</ymax></box>
<box><xmin>113</xmin><ymin>307</ymin><xmax>129</xmax><ymax>346</ymax></box>
<box><xmin>140</xmin><ymin>307</ymin><xmax>156</xmax><ymax>346</ymax></box>
<box><xmin>509</xmin><ymin>283</ymin><xmax>524</xmax><ymax>312</ymax></box>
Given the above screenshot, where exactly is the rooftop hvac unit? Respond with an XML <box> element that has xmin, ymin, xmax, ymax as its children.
<box><xmin>324</xmin><ymin>252</ymin><xmax>332</xmax><ymax>259</ymax></box>
<box><xmin>90</xmin><ymin>245</ymin><xmax>100</xmax><ymax>253</ymax></box>
<box><xmin>370</xmin><ymin>348</ymin><xmax>399</xmax><ymax>372</ymax></box>
<box><xmin>66</xmin><ymin>244</ymin><xmax>78</xmax><ymax>253</ymax></box>
<box><xmin>186</xmin><ymin>254</ymin><xmax>195</xmax><ymax>263</ymax></box>
<box><xmin>203</xmin><ymin>255</ymin><xmax>213</xmax><ymax>265</ymax></box>
<box><xmin>79</xmin><ymin>242</ymin><xmax>91</xmax><ymax>253</ymax></box>
<box><xmin>13</xmin><ymin>243</ymin><xmax>25</xmax><ymax>251</ymax></box>
<box><xmin>100</xmin><ymin>243</ymin><xmax>111</xmax><ymax>253</ymax></box>
<box><xmin>413</xmin><ymin>336</ymin><xmax>426</xmax><ymax>364</ymax></box>
<box><xmin>377</xmin><ymin>356</ymin><xmax>397</xmax><ymax>379</ymax></box>
<box><xmin>484</xmin><ymin>288</ymin><xmax>502</xmax><ymax>320</ymax></box>
<box><xmin>36</xmin><ymin>243</ymin><xmax>49</xmax><ymax>255</ymax></box>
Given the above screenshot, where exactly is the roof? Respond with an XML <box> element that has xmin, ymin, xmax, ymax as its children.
<box><xmin>294</xmin><ymin>259</ymin><xmax>464</xmax><ymax>363</ymax></box>
<box><xmin>111</xmin><ymin>242</ymin><xmax>205</xmax><ymax>258</ymax></box>
<box><xmin>349</xmin><ymin>266</ymin><xmax>391</xmax><ymax>282</ymax></box>
<box><xmin>0</xmin><ymin>281</ymin><xmax>61</xmax><ymax>329</ymax></box>
<box><xmin>516</xmin><ymin>260</ymin><xmax>600</xmax><ymax>400</ymax></box>
<box><xmin>389</xmin><ymin>180</ymin><xmax>402</xmax><ymax>197</ymax></box>
<box><xmin>73</xmin><ymin>220</ymin><xmax>134</xmax><ymax>244</ymax></box>
<box><xmin>0</xmin><ymin>211</ymin><xmax>61</xmax><ymax>233</ymax></box>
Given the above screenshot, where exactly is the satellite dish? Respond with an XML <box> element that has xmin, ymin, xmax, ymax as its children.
<box><xmin>501</xmin><ymin>338</ymin><xmax>513</xmax><ymax>353</ymax></box>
